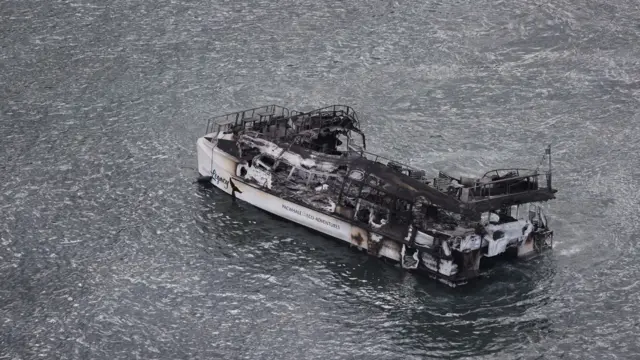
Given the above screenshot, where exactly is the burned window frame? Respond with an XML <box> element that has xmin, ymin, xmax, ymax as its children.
<box><xmin>338</xmin><ymin>171</ymin><xmax>416</xmax><ymax>232</ymax></box>
<box><xmin>256</xmin><ymin>154</ymin><xmax>276</xmax><ymax>170</ymax></box>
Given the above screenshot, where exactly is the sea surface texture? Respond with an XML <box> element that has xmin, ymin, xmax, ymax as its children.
<box><xmin>2</xmin><ymin>0</ymin><xmax>640</xmax><ymax>359</ymax></box>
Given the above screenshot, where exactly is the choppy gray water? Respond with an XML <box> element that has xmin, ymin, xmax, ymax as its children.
<box><xmin>2</xmin><ymin>0</ymin><xmax>640</xmax><ymax>359</ymax></box>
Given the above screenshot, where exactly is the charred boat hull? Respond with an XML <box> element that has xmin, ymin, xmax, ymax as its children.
<box><xmin>196</xmin><ymin>104</ymin><xmax>557</xmax><ymax>287</ymax></box>
<box><xmin>198</xmin><ymin>137</ymin><xmax>469</xmax><ymax>286</ymax></box>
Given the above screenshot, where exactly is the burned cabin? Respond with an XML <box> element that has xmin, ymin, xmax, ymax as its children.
<box><xmin>204</xmin><ymin>104</ymin><xmax>366</xmax><ymax>156</ymax></box>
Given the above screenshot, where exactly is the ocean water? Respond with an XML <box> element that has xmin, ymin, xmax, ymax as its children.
<box><xmin>1</xmin><ymin>0</ymin><xmax>639</xmax><ymax>359</ymax></box>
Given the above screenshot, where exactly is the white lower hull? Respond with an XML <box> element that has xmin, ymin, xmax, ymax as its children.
<box><xmin>197</xmin><ymin>137</ymin><xmax>405</xmax><ymax>263</ymax></box>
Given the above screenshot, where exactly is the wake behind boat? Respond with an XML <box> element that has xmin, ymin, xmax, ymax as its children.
<box><xmin>196</xmin><ymin>104</ymin><xmax>557</xmax><ymax>286</ymax></box>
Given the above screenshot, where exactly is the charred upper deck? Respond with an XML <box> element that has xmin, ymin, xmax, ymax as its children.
<box><xmin>205</xmin><ymin>104</ymin><xmax>365</xmax><ymax>151</ymax></box>
<box><xmin>204</xmin><ymin>104</ymin><xmax>557</xmax><ymax>220</ymax></box>
<box><xmin>348</xmin><ymin>155</ymin><xmax>557</xmax><ymax>217</ymax></box>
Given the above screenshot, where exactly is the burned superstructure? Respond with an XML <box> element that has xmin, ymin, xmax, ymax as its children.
<box><xmin>197</xmin><ymin>104</ymin><xmax>558</xmax><ymax>286</ymax></box>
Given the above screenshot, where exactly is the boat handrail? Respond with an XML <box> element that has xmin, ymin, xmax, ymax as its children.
<box><xmin>286</xmin><ymin>104</ymin><xmax>360</xmax><ymax>127</ymax></box>
<box><xmin>464</xmin><ymin>172</ymin><xmax>554</xmax><ymax>204</ymax></box>
<box><xmin>293</xmin><ymin>104</ymin><xmax>358</xmax><ymax>119</ymax></box>
<box><xmin>473</xmin><ymin>171</ymin><xmax>549</xmax><ymax>188</ymax></box>
<box><xmin>205</xmin><ymin>105</ymin><xmax>292</xmax><ymax>135</ymax></box>
<box><xmin>481</xmin><ymin>168</ymin><xmax>540</xmax><ymax>179</ymax></box>
<box><xmin>350</xmin><ymin>148</ymin><xmax>425</xmax><ymax>174</ymax></box>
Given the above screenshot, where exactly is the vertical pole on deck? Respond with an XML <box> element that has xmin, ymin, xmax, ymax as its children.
<box><xmin>546</xmin><ymin>145</ymin><xmax>552</xmax><ymax>189</ymax></box>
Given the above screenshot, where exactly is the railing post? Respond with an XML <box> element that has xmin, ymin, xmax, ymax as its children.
<box><xmin>546</xmin><ymin>145</ymin><xmax>552</xmax><ymax>190</ymax></box>
<box><xmin>337</xmin><ymin>177</ymin><xmax>348</xmax><ymax>205</ymax></box>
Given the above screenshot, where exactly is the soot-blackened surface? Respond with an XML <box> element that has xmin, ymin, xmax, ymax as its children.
<box><xmin>2</xmin><ymin>0</ymin><xmax>640</xmax><ymax>359</ymax></box>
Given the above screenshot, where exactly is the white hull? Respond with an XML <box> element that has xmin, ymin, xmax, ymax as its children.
<box><xmin>197</xmin><ymin>136</ymin><xmax>405</xmax><ymax>263</ymax></box>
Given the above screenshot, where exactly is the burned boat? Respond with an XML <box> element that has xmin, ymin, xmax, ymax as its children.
<box><xmin>196</xmin><ymin>104</ymin><xmax>558</xmax><ymax>286</ymax></box>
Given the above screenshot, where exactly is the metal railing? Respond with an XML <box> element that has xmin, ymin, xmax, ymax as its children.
<box><xmin>205</xmin><ymin>105</ymin><xmax>292</xmax><ymax>135</ymax></box>
<box><xmin>300</xmin><ymin>105</ymin><xmax>359</xmax><ymax>123</ymax></box>
<box><xmin>204</xmin><ymin>104</ymin><xmax>362</xmax><ymax>135</ymax></box>
<box><xmin>347</xmin><ymin>147</ymin><xmax>429</xmax><ymax>181</ymax></box>
<box><xmin>289</xmin><ymin>105</ymin><xmax>361</xmax><ymax>132</ymax></box>
<box><xmin>481</xmin><ymin>168</ymin><xmax>538</xmax><ymax>180</ymax></box>
<box><xmin>465</xmin><ymin>171</ymin><xmax>552</xmax><ymax>202</ymax></box>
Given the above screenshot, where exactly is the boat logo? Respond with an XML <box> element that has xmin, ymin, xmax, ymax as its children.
<box><xmin>211</xmin><ymin>169</ymin><xmax>229</xmax><ymax>189</ymax></box>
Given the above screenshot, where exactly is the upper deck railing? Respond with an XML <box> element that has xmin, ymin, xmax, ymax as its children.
<box><xmin>481</xmin><ymin>168</ymin><xmax>538</xmax><ymax>180</ymax></box>
<box><xmin>204</xmin><ymin>104</ymin><xmax>362</xmax><ymax>138</ymax></box>
<box><xmin>453</xmin><ymin>168</ymin><xmax>556</xmax><ymax>213</ymax></box>
<box><xmin>289</xmin><ymin>105</ymin><xmax>361</xmax><ymax>131</ymax></box>
<box><xmin>466</xmin><ymin>170</ymin><xmax>553</xmax><ymax>199</ymax></box>
<box><xmin>205</xmin><ymin>105</ymin><xmax>292</xmax><ymax>135</ymax></box>
<box><xmin>347</xmin><ymin>146</ymin><xmax>429</xmax><ymax>181</ymax></box>
<box><xmin>304</xmin><ymin>105</ymin><xmax>359</xmax><ymax>122</ymax></box>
